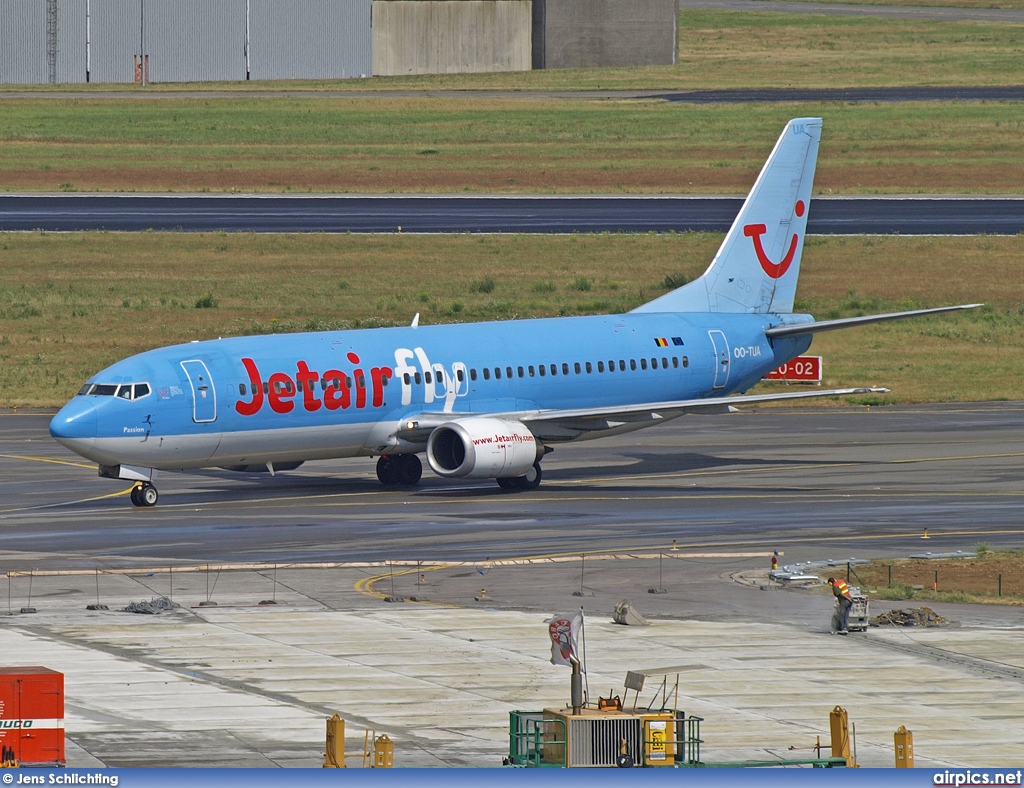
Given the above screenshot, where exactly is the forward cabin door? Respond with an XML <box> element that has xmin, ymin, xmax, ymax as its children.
<box><xmin>708</xmin><ymin>330</ymin><xmax>731</xmax><ymax>390</ymax></box>
<box><xmin>180</xmin><ymin>360</ymin><xmax>217</xmax><ymax>423</ymax></box>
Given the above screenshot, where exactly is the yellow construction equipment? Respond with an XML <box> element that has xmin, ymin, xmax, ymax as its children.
<box><xmin>373</xmin><ymin>733</ymin><xmax>394</xmax><ymax>768</ymax></box>
<box><xmin>323</xmin><ymin>713</ymin><xmax>345</xmax><ymax>768</ymax></box>
<box><xmin>894</xmin><ymin>726</ymin><xmax>914</xmax><ymax>768</ymax></box>
<box><xmin>830</xmin><ymin>706</ymin><xmax>855</xmax><ymax>767</ymax></box>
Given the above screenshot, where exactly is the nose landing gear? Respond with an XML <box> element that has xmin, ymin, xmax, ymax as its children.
<box><xmin>130</xmin><ymin>483</ymin><xmax>159</xmax><ymax>507</ymax></box>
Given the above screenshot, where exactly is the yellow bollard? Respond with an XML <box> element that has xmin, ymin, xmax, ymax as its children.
<box><xmin>894</xmin><ymin>726</ymin><xmax>914</xmax><ymax>768</ymax></box>
<box><xmin>830</xmin><ymin>706</ymin><xmax>854</xmax><ymax>767</ymax></box>
<box><xmin>373</xmin><ymin>733</ymin><xmax>394</xmax><ymax>768</ymax></box>
<box><xmin>324</xmin><ymin>713</ymin><xmax>345</xmax><ymax>768</ymax></box>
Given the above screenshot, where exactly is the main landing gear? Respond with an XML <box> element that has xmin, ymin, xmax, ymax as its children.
<box><xmin>130</xmin><ymin>482</ymin><xmax>158</xmax><ymax>507</ymax></box>
<box><xmin>496</xmin><ymin>462</ymin><xmax>542</xmax><ymax>492</ymax></box>
<box><xmin>376</xmin><ymin>454</ymin><xmax>423</xmax><ymax>486</ymax></box>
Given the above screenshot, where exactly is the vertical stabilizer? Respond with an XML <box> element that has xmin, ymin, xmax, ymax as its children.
<box><xmin>633</xmin><ymin>117</ymin><xmax>821</xmax><ymax>315</ymax></box>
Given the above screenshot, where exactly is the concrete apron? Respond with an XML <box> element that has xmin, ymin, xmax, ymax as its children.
<box><xmin>1</xmin><ymin>568</ymin><xmax>1022</xmax><ymax>768</ymax></box>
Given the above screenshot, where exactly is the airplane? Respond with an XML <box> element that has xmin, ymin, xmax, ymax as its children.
<box><xmin>49</xmin><ymin>117</ymin><xmax>980</xmax><ymax>507</ymax></box>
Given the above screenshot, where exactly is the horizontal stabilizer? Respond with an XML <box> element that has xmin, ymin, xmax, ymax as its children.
<box><xmin>766</xmin><ymin>304</ymin><xmax>983</xmax><ymax>338</ymax></box>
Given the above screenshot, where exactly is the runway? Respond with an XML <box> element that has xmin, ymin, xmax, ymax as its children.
<box><xmin>2</xmin><ymin>194</ymin><xmax>1024</xmax><ymax>234</ymax></box>
<box><xmin>4</xmin><ymin>402</ymin><xmax>1023</xmax><ymax>573</ymax></box>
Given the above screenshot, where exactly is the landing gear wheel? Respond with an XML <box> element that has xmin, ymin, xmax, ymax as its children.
<box><xmin>140</xmin><ymin>483</ymin><xmax>158</xmax><ymax>507</ymax></box>
<box><xmin>496</xmin><ymin>463</ymin><xmax>542</xmax><ymax>492</ymax></box>
<box><xmin>394</xmin><ymin>454</ymin><xmax>422</xmax><ymax>486</ymax></box>
<box><xmin>518</xmin><ymin>462</ymin><xmax>542</xmax><ymax>491</ymax></box>
<box><xmin>131</xmin><ymin>483</ymin><xmax>158</xmax><ymax>507</ymax></box>
<box><xmin>376</xmin><ymin>455</ymin><xmax>398</xmax><ymax>485</ymax></box>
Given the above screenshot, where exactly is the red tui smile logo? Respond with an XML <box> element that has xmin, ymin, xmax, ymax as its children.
<box><xmin>743</xmin><ymin>200</ymin><xmax>805</xmax><ymax>279</ymax></box>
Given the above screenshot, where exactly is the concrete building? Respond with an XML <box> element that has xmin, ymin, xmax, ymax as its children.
<box><xmin>532</xmin><ymin>0</ymin><xmax>678</xmax><ymax>69</ymax></box>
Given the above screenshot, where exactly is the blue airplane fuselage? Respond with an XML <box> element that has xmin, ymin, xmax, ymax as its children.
<box><xmin>52</xmin><ymin>311</ymin><xmax>813</xmax><ymax>470</ymax></box>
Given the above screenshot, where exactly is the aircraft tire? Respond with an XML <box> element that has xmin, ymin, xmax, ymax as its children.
<box><xmin>130</xmin><ymin>485</ymin><xmax>144</xmax><ymax>507</ymax></box>
<box><xmin>140</xmin><ymin>484</ymin><xmax>158</xmax><ymax>507</ymax></box>
<box><xmin>395</xmin><ymin>454</ymin><xmax>422</xmax><ymax>486</ymax></box>
<box><xmin>497</xmin><ymin>463</ymin><xmax>542</xmax><ymax>492</ymax></box>
<box><xmin>376</xmin><ymin>456</ymin><xmax>398</xmax><ymax>485</ymax></box>
<box><xmin>518</xmin><ymin>462</ymin><xmax>542</xmax><ymax>491</ymax></box>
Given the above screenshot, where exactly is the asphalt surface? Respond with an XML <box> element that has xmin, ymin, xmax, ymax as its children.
<box><xmin>3</xmin><ymin>194</ymin><xmax>1023</xmax><ymax>234</ymax></box>
<box><xmin>3</xmin><ymin>402</ymin><xmax>1023</xmax><ymax>575</ymax></box>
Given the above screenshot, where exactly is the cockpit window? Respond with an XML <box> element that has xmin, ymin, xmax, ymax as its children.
<box><xmin>80</xmin><ymin>382</ymin><xmax>151</xmax><ymax>400</ymax></box>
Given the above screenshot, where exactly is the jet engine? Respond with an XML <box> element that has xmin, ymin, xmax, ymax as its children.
<box><xmin>426</xmin><ymin>417</ymin><xmax>542</xmax><ymax>479</ymax></box>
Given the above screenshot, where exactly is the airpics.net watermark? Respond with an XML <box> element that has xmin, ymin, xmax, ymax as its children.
<box><xmin>2</xmin><ymin>775</ymin><xmax>118</xmax><ymax>787</ymax></box>
<box><xmin>934</xmin><ymin>771</ymin><xmax>1024</xmax><ymax>786</ymax></box>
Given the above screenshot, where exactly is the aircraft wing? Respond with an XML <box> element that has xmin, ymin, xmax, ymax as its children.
<box><xmin>395</xmin><ymin>386</ymin><xmax>888</xmax><ymax>443</ymax></box>
<box><xmin>766</xmin><ymin>303</ymin><xmax>982</xmax><ymax>338</ymax></box>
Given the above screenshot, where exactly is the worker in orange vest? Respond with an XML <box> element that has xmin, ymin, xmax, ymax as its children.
<box><xmin>828</xmin><ymin>577</ymin><xmax>853</xmax><ymax>635</ymax></box>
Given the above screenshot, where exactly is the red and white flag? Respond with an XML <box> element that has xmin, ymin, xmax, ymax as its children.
<box><xmin>545</xmin><ymin>612</ymin><xmax>582</xmax><ymax>666</ymax></box>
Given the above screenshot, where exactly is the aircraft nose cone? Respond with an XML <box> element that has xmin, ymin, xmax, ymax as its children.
<box><xmin>49</xmin><ymin>399</ymin><xmax>97</xmax><ymax>455</ymax></box>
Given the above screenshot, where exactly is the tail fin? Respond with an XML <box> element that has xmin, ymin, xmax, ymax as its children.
<box><xmin>633</xmin><ymin>117</ymin><xmax>821</xmax><ymax>315</ymax></box>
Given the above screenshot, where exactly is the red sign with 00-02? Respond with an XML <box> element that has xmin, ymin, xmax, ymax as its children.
<box><xmin>762</xmin><ymin>355</ymin><xmax>822</xmax><ymax>382</ymax></box>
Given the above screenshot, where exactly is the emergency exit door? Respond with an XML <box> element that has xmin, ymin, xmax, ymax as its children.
<box><xmin>708</xmin><ymin>330</ymin><xmax>730</xmax><ymax>389</ymax></box>
<box><xmin>180</xmin><ymin>360</ymin><xmax>217</xmax><ymax>423</ymax></box>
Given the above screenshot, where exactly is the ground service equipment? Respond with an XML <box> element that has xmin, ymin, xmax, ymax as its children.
<box><xmin>0</xmin><ymin>666</ymin><xmax>65</xmax><ymax>766</ymax></box>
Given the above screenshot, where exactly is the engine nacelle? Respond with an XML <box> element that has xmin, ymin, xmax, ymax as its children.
<box><xmin>426</xmin><ymin>417</ymin><xmax>541</xmax><ymax>479</ymax></box>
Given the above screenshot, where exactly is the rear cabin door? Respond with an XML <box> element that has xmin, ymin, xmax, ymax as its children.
<box><xmin>708</xmin><ymin>330</ymin><xmax>731</xmax><ymax>390</ymax></box>
<box><xmin>180</xmin><ymin>360</ymin><xmax>217</xmax><ymax>423</ymax></box>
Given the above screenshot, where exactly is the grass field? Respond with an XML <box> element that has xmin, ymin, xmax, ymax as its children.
<box><xmin>3</xmin><ymin>99</ymin><xmax>1024</xmax><ymax>194</ymax></box>
<box><xmin>1</xmin><ymin>232</ymin><xmax>1020</xmax><ymax>408</ymax></box>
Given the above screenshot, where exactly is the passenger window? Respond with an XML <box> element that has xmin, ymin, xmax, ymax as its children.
<box><xmin>619</xmin><ymin>360</ymin><xmax>626</xmax><ymax>371</ymax></box>
<box><xmin>470</xmin><ymin>369</ymin><xmax>478</xmax><ymax>381</ymax></box>
<box><xmin>518</xmin><ymin>366</ymin><xmax>524</xmax><ymax>378</ymax></box>
<box><xmin>551</xmin><ymin>364</ymin><xmax>558</xmax><ymax>376</ymax></box>
<box><xmin>506</xmin><ymin>367</ymin><xmax>513</xmax><ymax>379</ymax></box>
<box><xmin>538</xmin><ymin>365</ymin><xmax>545</xmax><ymax>377</ymax></box>
<box><xmin>296</xmin><ymin>381</ymin><xmax>304</xmax><ymax>393</ymax></box>
<box><xmin>574</xmin><ymin>362</ymin><xmax>581</xmax><ymax>374</ymax></box>
<box><xmin>630</xmin><ymin>359</ymin><xmax>636</xmax><ymax>371</ymax></box>
<box><xmin>682</xmin><ymin>356</ymin><xmax>689</xmax><ymax>368</ymax></box>
<box><xmin>263</xmin><ymin>382</ymin><xmax>269</xmax><ymax>394</ymax></box>
<box><xmin>528</xmin><ymin>366</ymin><xmax>535</xmax><ymax>377</ymax></box>
<box><xmin>495</xmin><ymin>368</ymin><xmax>502</xmax><ymax>380</ymax></box>
<box><xmin>597</xmin><ymin>361</ymin><xmax>605</xmax><ymax>373</ymax></box>
<box><xmin>135</xmin><ymin>383</ymin><xmax>150</xmax><ymax>399</ymax></box>
<box><xmin>483</xmin><ymin>368</ymin><xmax>491</xmax><ymax>380</ymax></box>
<box><xmin>672</xmin><ymin>357</ymin><xmax>679</xmax><ymax>368</ymax></box>
<box><xmin>563</xmin><ymin>363</ymin><xmax>570</xmax><ymax>375</ymax></box>
<box><xmin>662</xmin><ymin>357</ymin><xmax>669</xmax><ymax>368</ymax></box>
<box><xmin>355</xmin><ymin>372</ymin><xmax>365</xmax><ymax>389</ymax></box>
<box><xmin>424</xmin><ymin>371</ymin><xmax>432</xmax><ymax>384</ymax></box>
<box><xmin>651</xmin><ymin>358</ymin><xmax>658</xmax><ymax>369</ymax></box>
<box><xmin>586</xmin><ymin>362</ymin><xmax>592</xmax><ymax>373</ymax></box>
<box><xmin>457</xmin><ymin>368</ymin><xmax>464</xmax><ymax>382</ymax></box>
<box><xmin>403</xmin><ymin>373</ymin><xmax>411</xmax><ymax>385</ymax></box>
<box><xmin>240</xmin><ymin>383</ymin><xmax>248</xmax><ymax>396</ymax></box>
<box><xmin>640</xmin><ymin>358</ymin><xmax>647</xmax><ymax>370</ymax></box>
<box><xmin>414</xmin><ymin>372</ymin><xmax>422</xmax><ymax>385</ymax></box>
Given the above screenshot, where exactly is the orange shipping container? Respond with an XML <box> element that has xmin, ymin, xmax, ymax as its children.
<box><xmin>0</xmin><ymin>667</ymin><xmax>65</xmax><ymax>765</ymax></box>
